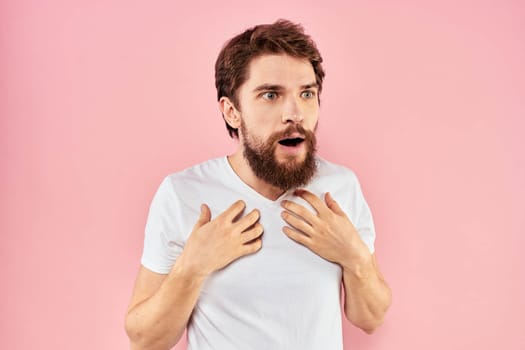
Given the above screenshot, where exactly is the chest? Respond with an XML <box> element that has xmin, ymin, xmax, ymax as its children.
<box><xmin>198</xmin><ymin>206</ymin><xmax>342</xmax><ymax>306</ymax></box>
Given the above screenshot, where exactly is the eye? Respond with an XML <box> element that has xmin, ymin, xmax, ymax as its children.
<box><xmin>261</xmin><ymin>91</ymin><xmax>278</xmax><ymax>100</ymax></box>
<box><xmin>301</xmin><ymin>90</ymin><xmax>316</xmax><ymax>99</ymax></box>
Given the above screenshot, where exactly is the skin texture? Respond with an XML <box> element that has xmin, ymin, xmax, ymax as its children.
<box><xmin>125</xmin><ymin>53</ymin><xmax>391</xmax><ymax>350</ymax></box>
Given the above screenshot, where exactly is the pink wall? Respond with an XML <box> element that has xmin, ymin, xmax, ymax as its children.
<box><xmin>1</xmin><ymin>1</ymin><xmax>524</xmax><ymax>349</ymax></box>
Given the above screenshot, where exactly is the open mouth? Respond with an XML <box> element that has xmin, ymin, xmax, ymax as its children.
<box><xmin>278</xmin><ymin>137</ymin><xmax>305</xmax><ymax>147</ymax></box>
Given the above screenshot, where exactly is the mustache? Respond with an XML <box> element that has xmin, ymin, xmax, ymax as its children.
<box><xmin>270</xmin><ymin>124</ymin><xmax>313</xmax><ymax>143</ymax></box>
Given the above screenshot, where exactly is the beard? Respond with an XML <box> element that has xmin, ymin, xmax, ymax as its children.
<box><xmin>241</xmin><ymin>120</ymin><xmax>318</xmax><ymax>191</ymax></box>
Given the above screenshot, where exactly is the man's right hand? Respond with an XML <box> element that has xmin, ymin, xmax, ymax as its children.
<box><xmin>177</xmin><ymin>200</ymin><xmax>263</xmax><ymax>278</ymax></box>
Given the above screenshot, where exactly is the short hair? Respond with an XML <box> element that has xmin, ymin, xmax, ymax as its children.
<box><xmin>215</xmin><ymin>19</ymin><xmax>325</xmax><ymax>138</ymax></box>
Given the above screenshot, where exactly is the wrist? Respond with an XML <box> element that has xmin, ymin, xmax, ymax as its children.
<box><xmin>342</xmin><ymin>251</ymin><xmax>374</xmax><ymax>280</ymax></box>
<box><xmin>171</xmin><ymin>252</ymin><xmax>211</xmax><ymax>282</ymax></box>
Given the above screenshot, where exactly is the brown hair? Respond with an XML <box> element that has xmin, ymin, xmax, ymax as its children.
<box><xmin>215</xmin><ymin>19</ymin><xmax>325</xmax><ymax>138</ymax></box>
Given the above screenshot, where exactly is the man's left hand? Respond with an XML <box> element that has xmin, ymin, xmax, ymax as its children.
<box><xmin>281</xmin><ymin>189</ymin><xmax>372</xmax><ymax>273</ymax></box>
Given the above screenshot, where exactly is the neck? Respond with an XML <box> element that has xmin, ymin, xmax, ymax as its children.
<box><xmin>227</xmin><ymin>150</ymin><xmax>285</xmax><ymax>201</ymax></box>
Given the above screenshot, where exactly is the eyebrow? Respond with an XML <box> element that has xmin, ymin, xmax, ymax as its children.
<box><xmin>252</xmin><ymin>82</ymin><xmax>319</xmax><ymax>93</ymax></box>
<box><xmin>252</xmin><ymin>84</ymin><xmax>284</xmax><ymax>93</ymax></box>
<box><xmin>300</xmin><ymin>82</ymin><xmax>319</xmax><ymax>90</ymax></box>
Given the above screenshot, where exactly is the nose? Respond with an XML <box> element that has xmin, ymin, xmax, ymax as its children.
<box><xmin>281</xmin><ymin>96</ymin><xmax>304</xmax><ymax>124</ymax></box>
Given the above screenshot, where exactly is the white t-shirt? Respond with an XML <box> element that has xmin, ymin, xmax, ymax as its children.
<box><xmin>141</xmin><ymin>156</ymin><xmax>376</xmax><ymax>350</ymax></box>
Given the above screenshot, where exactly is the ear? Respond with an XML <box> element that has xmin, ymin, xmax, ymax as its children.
<box><xmin>219</xmin><ymin>97</ymin><xmax>241</xmax><ymax>130</ymax></box>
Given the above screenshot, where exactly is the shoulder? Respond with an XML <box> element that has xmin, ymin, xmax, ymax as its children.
<box><xmin>308</xmin><ymin>157</ymin><xmax>368</xmax><ymax>209</ymax></box>
<box><xmin>154</xmin><ymin>157</ymin><xmax>232</xmax><ymax>212</ymax></box>
<box><xmin>315</xmin><ymin>156</ymin><xmax>360</xmax><ymax>185</ymax></box>
<box><xmin>146</xmin><ymin>157</ymin><xmax>229</xmax><ymax>234</ymax></box>
<box><xmin>163</xmin><ymin>157</ymin><xmax>227</xmax><ymax>189</ymax></box>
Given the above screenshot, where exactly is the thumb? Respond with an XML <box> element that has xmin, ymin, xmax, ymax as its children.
<box><xmin>193</xmin><ymin>203</ymin><xmax>211</xmax><ymax>229</ymax></box>
<box><xmin>325</xmin><ymin>192</ymin><xmax>345</xmax><ymax>216</ymax></box>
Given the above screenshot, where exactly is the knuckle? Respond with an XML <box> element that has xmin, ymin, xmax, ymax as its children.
<box><xmin>298</xmin><ymin>207</ymin><xmax>309</xmax><ymax>217</ymax></box>
<box><xmin>243</xmin><ymin>240</ymin><xmax>261</xmax><ymax>254</ymax></box>
<box><xmin>223</xmin><ymin>223</ymin><xmax>235</xmax><ymax>236</ymax></box>
<box><xmin>253</xmin><ymin>226</ymin><xmax>263</xmax><ymax>237</ymax></box>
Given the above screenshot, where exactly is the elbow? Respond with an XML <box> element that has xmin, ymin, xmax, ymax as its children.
<box><xmin>345</xmin><ymin>302</ymin><xmax>390</xmax><ymax>335</ymax></box>
<box><xmin>125</xmin><ymin>331</ymin><xmax>150</xmax><ymax>350</ymax></box>
<box><xmin>359</xmin><ymin>319</ymin><xmax>383</xmax><ymax>334</ymax></box>
<box><xmin>125</xmin><ymin>314</ymin><xmax>150</xmax><ymax>350</ymax></box>
<box><xmin>125</xmin><ymin>313</ymin><xmax>134</xmax><ymax>341</ymax></box>
<box><xmin>124</xmin><ymin>313</ymin><xmax>182</xmax><ymax>350</ymax></box>
<box><xmin>356</xmin><ymin>288</ymin><xmax>392</xmax><ymax>334</ymax></box>
<box><xmin>363</xmin><ymin>328</ymin><xmax>376</xmax><ymax>334</ymax></box>
<box><xmin>349</xmin><ymin>316</ymin><xmax>385</xmax><ymax>335</ymax></box>
<box><xmin>125</xmin><ymin>315</ymin><xmax>141</xmax><ymax>349</ymax></box>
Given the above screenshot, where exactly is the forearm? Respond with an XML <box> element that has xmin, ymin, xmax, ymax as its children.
<box><xmin>125</xmin><ymin>256</ymin><xmax>207</xmax><ymax>350</ymax></box>
<box><xmin>342</xmin><ymin>256</ymin><xmax>392</xmax><ymax>333</ymax></box>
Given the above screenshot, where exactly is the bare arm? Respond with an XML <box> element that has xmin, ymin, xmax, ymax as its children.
<box><xmin>125</xmin><ymin>259</ymin><xmax>206</xmax><ymax>350</ymax></box>
<box><xmin>341</xmin><ymin>253</ymin><xmax>392</xmax><ymax>333</ymax></box>
<box><xmin>125</xmin><ymin>201</ymin><xmax>263</xmax><ymax>350</ymax></box>
<box><xmin>281</xmin><ymin>189</ymin><xmax>391</xmax><ymax>333</ymax></box>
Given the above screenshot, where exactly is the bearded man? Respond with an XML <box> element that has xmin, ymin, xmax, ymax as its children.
<box><xmin>125</xmin><ymin>19</ymin><xmax>391</xmax><ymax>350</ymax></box>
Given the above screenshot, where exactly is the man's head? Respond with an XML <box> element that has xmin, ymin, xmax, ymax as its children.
<box><xmin>215</xmin><ymin>20</ymin><xmax>325</xmax><ymax>191</ymax></box>
<box><xmin>215</xmin><ymin>19</ymin><xmax>325</xmax><ymax>138</ymax></box>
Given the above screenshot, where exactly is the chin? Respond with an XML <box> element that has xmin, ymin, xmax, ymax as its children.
<box><xmin>278</xmin><ymin>154</ymin><xmax>306</xmax><ymax>166</ymax></box>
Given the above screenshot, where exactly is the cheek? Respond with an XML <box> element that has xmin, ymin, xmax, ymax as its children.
<box><xmin>304</xmin><ymin>104</ymin><xmax>320</xmax><ymax>126</ymax></box>
<box><xmin>245</xmin><ymin>107</ymin><xmax>281</xmax><ymax>131</ymax></box>
<box><xmin>255</xmin><ymin>104</ymin><xmax>279</xmax><ymax>122</ymax></box>
<box><xmin>241</xmin><ymin>119</ymin><xmax>273</xmax><ymax>143</ymax></box>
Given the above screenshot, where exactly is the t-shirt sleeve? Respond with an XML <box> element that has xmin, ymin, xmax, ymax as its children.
<box><xmin>141</xmin><ymin>176</ymin><xmax>184</xmax><ymax>274</ymax></box>
<box><xmin>352</xmin><ymin>174</ymin><xmax>376</xmax><ymax>254</ymax></box>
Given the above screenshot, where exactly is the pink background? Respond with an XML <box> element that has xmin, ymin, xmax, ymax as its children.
<box><xmin>1</xmin><ymin>1</ymin><xmax>524</xmax><ymax>349</ymax></box>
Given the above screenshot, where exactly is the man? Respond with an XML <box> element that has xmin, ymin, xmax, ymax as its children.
<box><xmin>125</xmin><ymin>19</ymin><xmax>391</xmax><ymax>350</ymax></box>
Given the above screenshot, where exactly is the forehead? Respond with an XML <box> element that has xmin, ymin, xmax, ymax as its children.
<box><xmin>244</xmin><ymin>54</ymin><xmax>316</xmax><ymax>88</ymax></box>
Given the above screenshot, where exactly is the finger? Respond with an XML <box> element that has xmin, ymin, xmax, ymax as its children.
<box><xmin>241</xmin><ymin>238</ymin><xmax>263</xmax><ymax>255</ymax></box>
<box><xmin>240</xmin><ymin>223</ymin><xmax>264</xmax><ymax>243</ymax></box>
<box><xmin>293</xmin><ymin>189</ymin><xmax>329</xmax><ymax>216</ymax></box>
<box><xmin>221</xmin><ymin>200</ymin><xmax>246</xmax><ymax>222</ymax></box>
<box><xmin>282</xmin><ymin>226</ymin><xmax>312</xmax><ymax>247</ymax></box>
<box><xmin>281</xmin><ymin>200</ymin><xmax>317</xmax><ymax>225</ymax></box>
<box><xmin>325</xmin><ymin>192</ymin><xmax>345</xmax><ymax>216</ymax></box>
<box><xmin>193</xmin><ymin>204</ymin><xmax>211</xmax><ymax>230</ymax></box>
<box><xmin>281</xmin><ymin>211</ymin><xmax>313</xmax><ymax>237</ymax></box>
<box><xmin>234</xmin><ymin>209</ymin><xmax>260</xmax><ymax>231</ymax></box>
